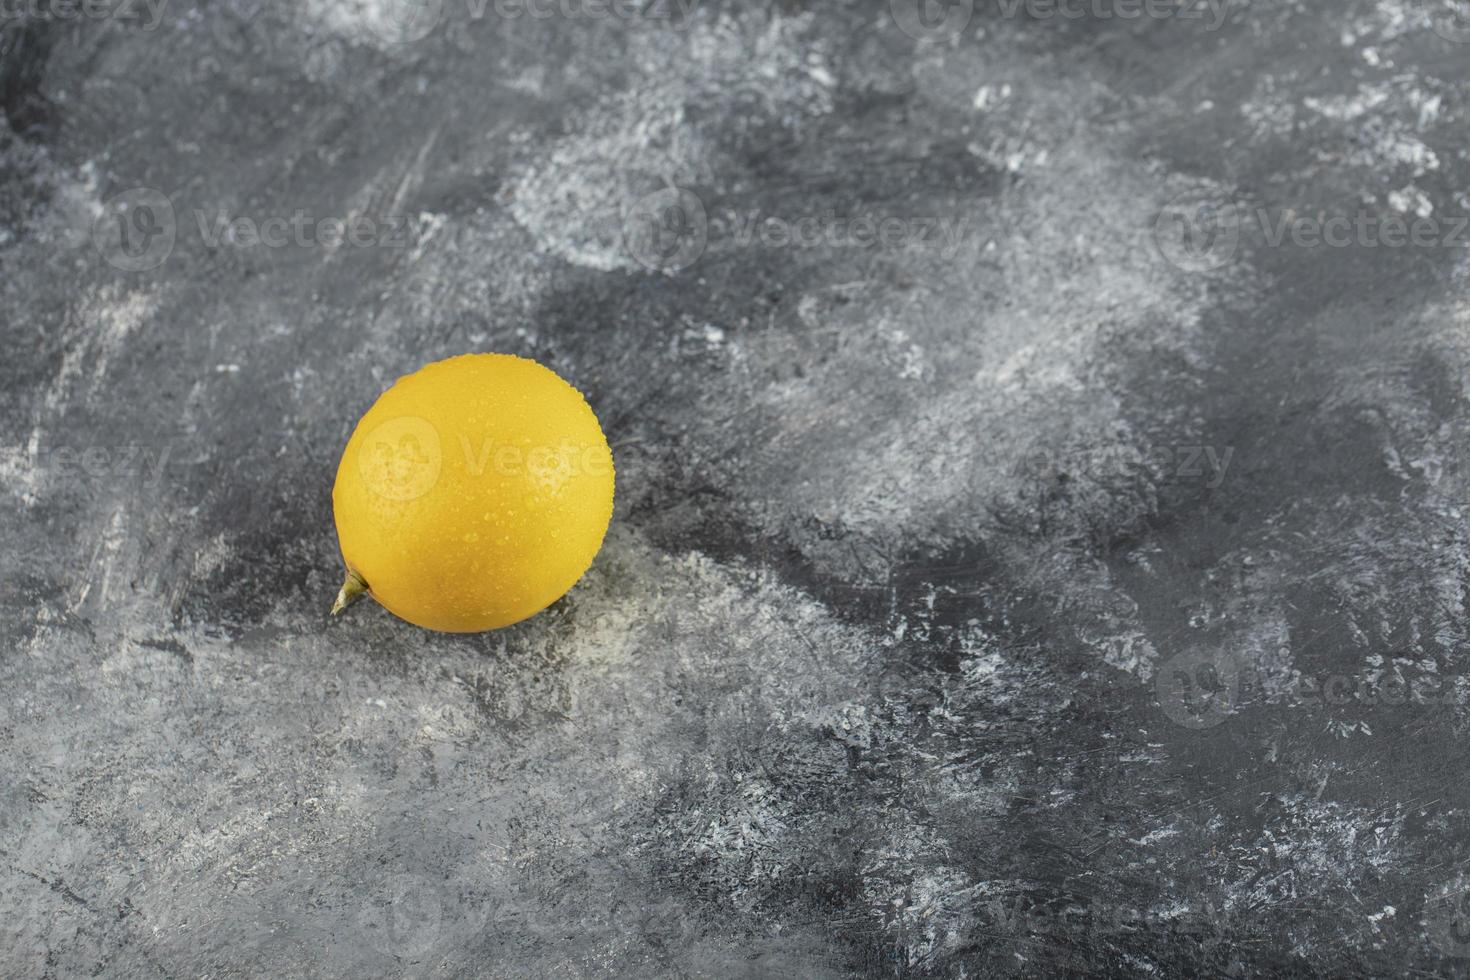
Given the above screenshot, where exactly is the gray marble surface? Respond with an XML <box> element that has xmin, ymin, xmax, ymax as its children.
<box><xmin>5</xmin><ymin>0</ymin><xmax>1470</xmax><ymax>976</ymax></box>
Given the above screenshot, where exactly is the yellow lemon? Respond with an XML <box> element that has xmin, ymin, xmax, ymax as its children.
<box><xmin>330</xmin><ymin>353</ymin><xmax>615</xmax><ymax>632</ymax></box>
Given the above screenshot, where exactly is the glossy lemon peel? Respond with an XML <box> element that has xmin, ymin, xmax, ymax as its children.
<box><xmin>330</xmin><ymin>353</ymin><xmax>615</xmax><ymax>632</ymax></box>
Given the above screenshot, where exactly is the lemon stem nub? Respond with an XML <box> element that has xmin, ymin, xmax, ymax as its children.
<box><xmin>331</xmin><ymin>569</ymin><xmax>370</xmax><ymax>616</ymax></box>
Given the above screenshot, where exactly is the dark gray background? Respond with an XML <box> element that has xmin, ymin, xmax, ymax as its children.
<box><xmin>5</xmin><ymin>0</ymin><xmax>1470</xmax><ymax>975</ymax></box>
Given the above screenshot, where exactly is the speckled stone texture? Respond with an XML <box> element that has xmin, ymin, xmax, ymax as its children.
<box><xmin>5</xmin><ymin>1</ymin><xmax>1470</xmax><ymax>976</ymax></box>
